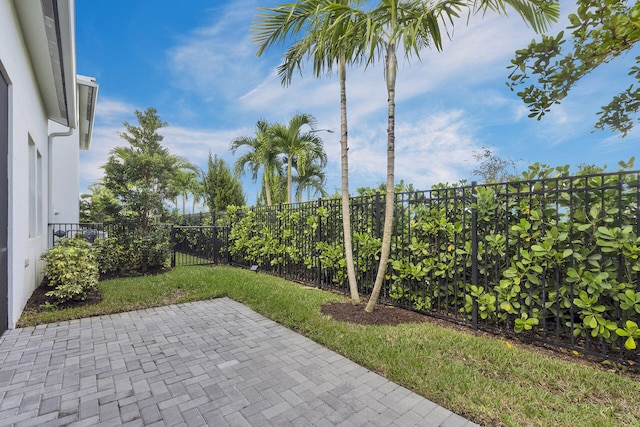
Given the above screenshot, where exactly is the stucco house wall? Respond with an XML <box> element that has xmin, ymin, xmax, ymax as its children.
<box><xmin>1</xmin><ymin>0</ymin><xmax>51</xmax><ymax>330</ymax></box>
<box><xmin>50</xmin><ymin>122</ymin><xmax>81</xmax><ymax>224</ymax></box>
<box><xmin>0</xmin><ymin>0</ymin><xmax>97</xmax><ymax>331</ymax></box>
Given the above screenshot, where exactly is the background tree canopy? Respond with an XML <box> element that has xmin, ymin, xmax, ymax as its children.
<box><xmin>202</xmin><ymin>153</ymin><xmax>245</xmax><ymax>213</ymax></box>
<box><xmin>508</xmin><ymin>0</ymin><xmax>640</xmax><ymax>136</ymax></box>
<box><xmin>102</xmin><ymin>107</ymin><xmax>183</xmax><ymax>228</ymax></box>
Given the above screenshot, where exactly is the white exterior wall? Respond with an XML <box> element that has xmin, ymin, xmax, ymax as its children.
<box><xmin>1</xmin><ymin>1</ymin><xmax>55</xmax><ymax>328</ymax></box>
<box><xmin>50</xmin><ymin>122</ymin><xmax>81</xmax><ymax>224</ymax></box>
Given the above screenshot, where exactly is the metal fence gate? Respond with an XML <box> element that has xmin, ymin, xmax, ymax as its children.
<box><xmin>170</xmin><ymin>225</ymin><xmax>230</xmax><ymax>267</ymax></box>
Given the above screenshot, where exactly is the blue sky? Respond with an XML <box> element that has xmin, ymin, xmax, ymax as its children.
<box><xmin>76</xmin><ymin>0</ymin><xmax>639</xmax><ymax>209</ymax></box>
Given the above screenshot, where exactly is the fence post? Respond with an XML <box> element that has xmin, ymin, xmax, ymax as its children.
<box><xmin>212</xmin><ymin>226</ymin><xmax>219</xmax><ymax>264</ymax></box>
<box><xmin>317</xmin><ymin>198</ymin><xmax>323</xmax><ymax>288</ymax></box>
<box><xmin>471</xmin><ymin>181</ymin><xmax>478</xmax><ymax>330</ymax></box>
<box><xmin>170</xmin><ymin>226</ymin><xmax>176</xmax><ymax>268</ymax></box>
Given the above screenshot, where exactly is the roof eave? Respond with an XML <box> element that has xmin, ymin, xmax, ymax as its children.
<box><xmin>76</xmin><ymin>75</ymin><xmax>98</xmax><ymax>150</ymax></box>
<box><xmin>13</xmin><ymin>0</ymin><xmax>77</xmax><ymax>128</ymax></box>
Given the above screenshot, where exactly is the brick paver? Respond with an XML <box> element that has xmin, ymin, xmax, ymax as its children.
<box><xmin>0</xmin><ymin>298</ymin><xmax>480</xmax><ymax>426</ymax></box>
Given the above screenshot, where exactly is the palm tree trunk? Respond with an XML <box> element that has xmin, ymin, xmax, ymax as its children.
<box><xmin>340</xmin><ymin>55</ymin><xmax>359</xmax><ymax>304</ymax></box>
<box><xmin>264</xmin><ymin>171</ymin><xmax>273</xmax><ymax>206</ymax></box>
<box><xmin>287</xmin><ymin>157</ymin><xmax>294</xmax><ymax>204</ymax></box>
<box><xmin>366</xmin><ymin>43</ymin><xmax>397</xmax><ymax>313</ymax></box>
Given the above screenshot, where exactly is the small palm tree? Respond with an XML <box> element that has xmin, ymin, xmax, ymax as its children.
<box><xmin>270</xmin><ymin>113</ymin><xmax>327</xmax><ymax>204</ymax></box>
<box><xmin>174</xmin><ymin>169</ymin><xmax>198</xmax><ymax>215</ymax></box>
<box><xmin>190</xmin><ymin>179</ymin><xmax>204</xmax><ymax>214</ymax></box>
<box><xmin>230</xmin><ymin>119</ymin><xmax>282</xmax><ymax>206</ymax></box>
<box><xmin>294</xmin><ymin>156</ymin><xmax>328</xmax><ymax>202</ymax></box>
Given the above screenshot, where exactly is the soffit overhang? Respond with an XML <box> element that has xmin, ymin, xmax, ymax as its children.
<box><xmin>13</xmin><ymin>0</ymin><xmax>77</xmax><ymax>128</ymax></box>
<box><xmin>77</xmin><ymin>74</ymin><xmax>98</xmax><ymax>150</ymax></box>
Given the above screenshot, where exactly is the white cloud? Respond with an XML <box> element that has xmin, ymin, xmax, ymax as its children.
<box><xmin>346</xmin><ymin>110</ymin><xmax>478</xmax><ymax>189</ymax></box>
<box><xmin>166</xmin><ymin>0</ymin><xmax>267</xmax><ymax>103</ymax></box>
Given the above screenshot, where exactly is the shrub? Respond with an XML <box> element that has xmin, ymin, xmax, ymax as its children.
<box><xmin>94</xmin><ymin>227</ymin><xmax>170</xmax><ymax>276</ymax></box>
<box><xmin>41</xmin><ymin>238</ymin><xmax>98</xmax><ymax>304</ymax></box>
<box><xmin>93</xmin><ymin>237</ymin><xmax>127</xmax><ymax>276</ymax></box>
<box><xmin>131</xmin><ymin>226</ymin><xmax>171</xmax><ymax>272</ymax></box>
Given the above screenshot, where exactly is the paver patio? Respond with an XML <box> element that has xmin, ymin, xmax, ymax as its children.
<box><xmin>0</xmin><ymin>298</ymin><xmax>480</xmax><ymax>426</ymax></box>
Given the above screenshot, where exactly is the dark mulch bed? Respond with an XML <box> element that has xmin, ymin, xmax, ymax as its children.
<box><xmin>321</xmin><ymin>300</ymin><xmax>640</xmax><ymax>376</ymax></box>
<box><xmin>22</xmin><ymin>279</ymin><xmax>103</xmax><ymax>314</ymax></box>
<box><xmin>321</xmin><ymin>301</ymin><xmax>429</xmax><ymax>326</ymax></box>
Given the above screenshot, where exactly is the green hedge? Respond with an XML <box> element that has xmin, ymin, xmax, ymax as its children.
<box><xmin>226</xmin><ymin>165</ymin><xmax>640</xmax><ymax>361</ymax></box>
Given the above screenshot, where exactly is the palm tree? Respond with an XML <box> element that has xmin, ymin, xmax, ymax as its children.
<box><xmin>253</xmin><ymin>0</ymin><xmax>368</xmax><ymax>303</ymax></box>
<box><xmin>294</xmin><ymin>156</ymin><xmax>328</xmax><ymax>202</ymax></box>
<box><xmin>355</xmin><ymin>0</ymin><xmax>559</xmax><ymax>313</ymax></box>
<box><xmin>190</xmin><ymin>179</ymin><xmax>204</xmax><ymax>214</ymax></box>
<box><xmin>230</xmin><ymin>119</ymin><xmax>282</xmax><ymax>206</ymax></box>
<box><xmin>174</xmin><ymin>169</ymin><xmax>198</xmax><ymax>215</ymax></box>
<box><xmin>259</xmin><ymin>166</ymin><xmax>287</xmax><ymax>205</ymax></box>
<box><xmin>270</xmin><ymin>113</ymin><xmax>327</xmax><ymax>204</ymax></box>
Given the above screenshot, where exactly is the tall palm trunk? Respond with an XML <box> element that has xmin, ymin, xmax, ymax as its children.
<box><xmin>340</xmin><ymin>54</ymin><xmax>360</xmax><ymax>304</ymax></box>
<box><xmin>264</xmin><ymin>172</ymin><xmax>273</xmax><ymax>206</ymax></box>
<box><xmin>366</xmin><ymin>42</ymin><xmax>397</xmax><ymax>313</ymax></box>
<box><xmin>287</xmin><ymin>157</ymin><xmax>294</xmax><ymax>204</ymax></box>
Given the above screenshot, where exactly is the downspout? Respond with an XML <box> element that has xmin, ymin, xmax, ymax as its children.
<box><xmin>48</xmin><ymin>127</ymin><xmax>73</xmax><ymax>224</ymax></box>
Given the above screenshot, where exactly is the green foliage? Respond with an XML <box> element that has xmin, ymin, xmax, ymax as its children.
<box><xmin>99</xmin><ymin>107</ymin><xmax>186</xmax><ymax>273</ymax></box>
<box><xmin>80</xmin><ymin>183</ymin><xmax>121</xmax><ymax>223</ymax></box>
<box><xmin>103</xmin><ymin>107</ymin><xmax>183</xmax><ymax>228</ymax></box>
<box><xmin>227</xmin><ymin>162</ymin><xmax>640</xmax><ymax>359</ymax></box>
<box><xmin>93</xmin><ymin>237</ymin><xmax>127</xmax><ymax>276</ymax></box>
<box><xmin>508</xmin><ymin>0</ymin><xmax>640</xmax><ymax>135</ymax></box>
<box><xmin>270</xmin><ymin>113</ymin><xmax>327</xmax><ymax>204</ymax></box>
<box><xmin>616</xmin><ymin>320</ymin><xmax>640</xmax><ymax>350</ymax></box>
<box><xmin>41</xmin><ymin>238</ymin><xmax>98</xmax><ymax>305</ymax></box>
<box><xmin>131</xmin><ymin>227</ymin><xmax>172</xmax><ymax>271</ymax></box>
<box><xmin>202</xmin><ymin>152</ymin><xmax>245</xmax><ymax>212</ymax></box>
<box><xmin>93</xmin><ymin>227</ymin><xmax>171</xmax><ymax>276</ymax></box>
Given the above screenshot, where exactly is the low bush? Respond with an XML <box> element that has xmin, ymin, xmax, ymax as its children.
<box><xmin>41</xmin><ymin>238</ymin><xmax>98</xmax><ymax>304</ymax></box>
<box><xmin>93</xmin><ymin>237</ymin><xmax>128</xmax><ymax>276</ymax></box>
<box><xmin>93</xmin><ymin>226</ymin><xmax>171</xmax><ymax>277</ymax></box>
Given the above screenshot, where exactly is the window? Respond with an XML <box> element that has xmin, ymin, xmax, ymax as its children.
<box><xmin>28</xmin><ymin>137</ymin><xmax>42</xmax><ymax>237</ymax></box>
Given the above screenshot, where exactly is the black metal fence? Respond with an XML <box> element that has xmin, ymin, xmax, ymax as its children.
<box><xmin>49</xmin><ymin>170</ymin><xmax>640</xmax><ymax>365</ymax></box>
<box><xmin>170</xmin><ymin>226</ymin><xmax>229</xmax><ymax>267</ymax></box>
<box><xmin>226</xmin><ymin>171</ymin><xmax>640</xmax><ymax>365</ymax></box>
<box><xmin>49</xmin><ymin>223</ymin><xmax>119</xmax><ymax>247</ymax></box>
<box><xmin>49</xmin><ymin>222</ymin><xmax>231</xmax><ymax>268</ymax></box>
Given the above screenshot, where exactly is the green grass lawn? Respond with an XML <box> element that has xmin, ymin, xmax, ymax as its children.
<box><xmin>18</xmin><ymin>265</ymin><xmax>640</xmax><ymax>427</ymax></box>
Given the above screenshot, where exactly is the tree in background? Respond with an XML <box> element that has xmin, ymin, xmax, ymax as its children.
<box><xmin>508</xmin><ymin>0</ymin><xmax>640</xmax><ymax>136</ymax></box>
<box><xmin>190</xmin><ymin>180</ymin><xmax>205</xmax><ymax>214</ymax></box>
<box><xmin>202</xmin><ymin>152</ymin><xmax>245</xmax><ymax>213</ymax></box>
<box><xmin>230</xmin><ymin>119</ymin><xmax>283</xmax><ymax>206</ymax></box>
<box><xmin>472</xmin><ymin>146</ymin><xmax>519</xmax><ymax>183</ymax></box>
<box><xmin>80</xmin><ymin>183</ymin><xmax>120</xmax><ymax>223</ymax></box>
<box><xmin>103</xmin><ymin>107</ymin><xmax>182</xmax><ymax>229</ymax></box>
<box><xmin>294</xmin><ymin>155</ymin><xmax>328</xmax><ymax>202</ymax></box>
<box><xmin>101</xmin><ymin>107</ymin><xmax>184</xmax><ymax>273</ymax></box>
<box><xmin>258</xmin><ymin>167</ymin><xmax>287</xmax><ymax>206</ymax></box>
<box><xmin>270</xmin><ymin>113</ymin><xmax>327</xmax><ymax>204</ymax></box>
<box><xmin>172</xmin><ymin>165</ymin><xmax>199</xmax><ymax>214</ymax></box>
